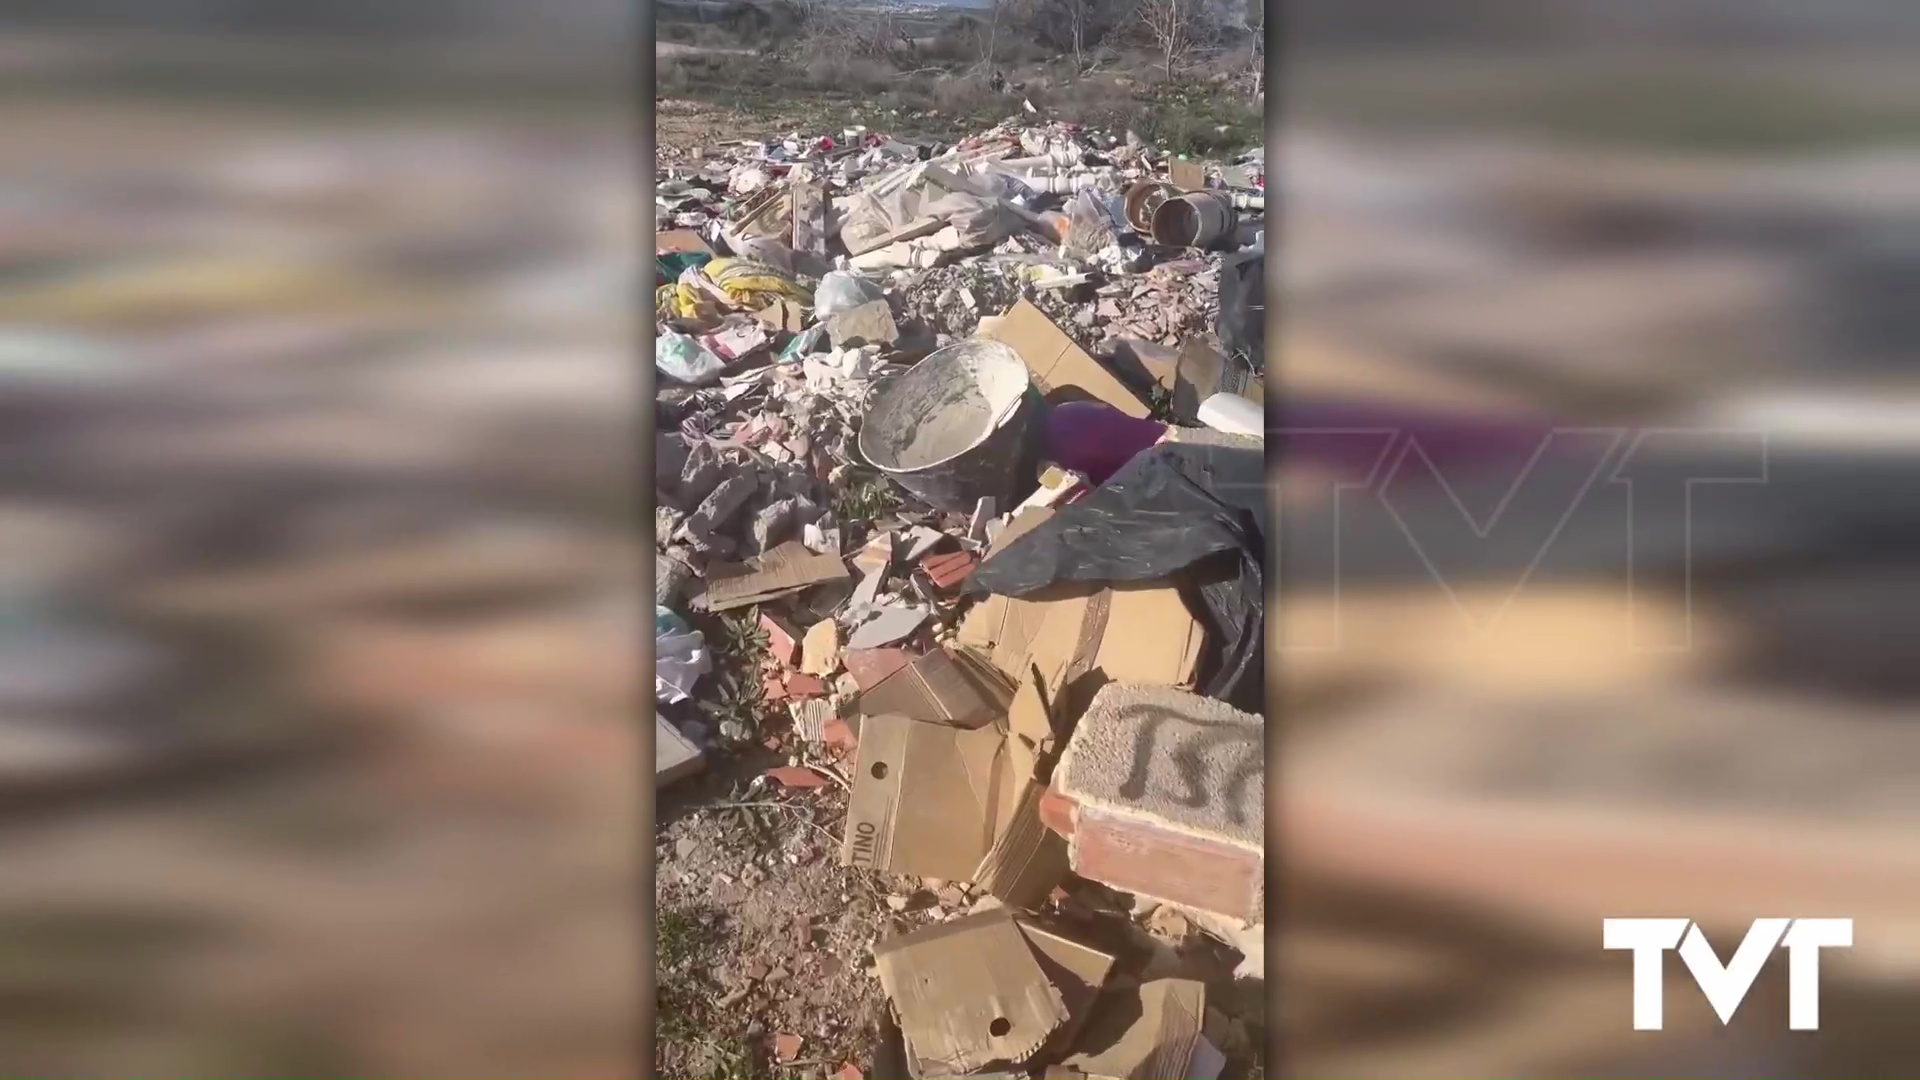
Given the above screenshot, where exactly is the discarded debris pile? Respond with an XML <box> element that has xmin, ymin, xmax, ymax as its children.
<box><xmin>655</xmin><ymin>115</ymin><xmax>1266</xmax><ymax>1077</ymax></box>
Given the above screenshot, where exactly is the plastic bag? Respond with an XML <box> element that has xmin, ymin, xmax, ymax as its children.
<box><xmin>778</xmin><ymin>324</ymin><xmax>827</xmax><ymax>363</ymax></box>
<box><xmin>968</xmin><ymin>443</ymin><xmax>1265</xmax><ymax>709</ymax></box>
<box><xmin>814</xmin><ymin>271</ymin><xmax>885</xmax><ymax>320</ymax></box>
<box><xmin>971</xmin><ymin>169</ymin><xmax>1037</xmax><ymax>204</ymax></box>
<box><xmin>1216</xmin><ymin>251</ymin><xmax>1264</xmax><ymax>368</ymax></box>
<box><xmin>925</xmin><ymin>192</ymin><xmax>1021</xmax><ymax>249</ymax></box>
<box><xmin>656</xmin><ymin>605</ymin><xmax>691</xmax><ymax>637</ymax></box>
<box><xmin>1062</xmin><ymin>188</ymin><xmax>1123</xmax><ymax>259</ymax></box>
<box><xmin>656</xmin><ymin>609</ymin><xmax>711</xmax><ymax>704</ymax></box>
<box><xmin>656</xmin><ymin>330</ymin><xmax>726</xmax><ymax>386</ymax></box>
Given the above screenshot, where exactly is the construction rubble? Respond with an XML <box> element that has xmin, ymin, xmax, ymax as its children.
<box><xmin>655</xmin><ymin>118</ymin><xmax>1266</xmax><ymax>1078</ymax></box>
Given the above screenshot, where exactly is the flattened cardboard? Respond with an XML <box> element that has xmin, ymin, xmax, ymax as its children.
<box><xmin>699</xmin><ymin>540</ymin><xmax>848</xmax><ymax>611</ymax></box>
<box><xmin>1172</xmin><ymin>338</ymin><xmax>1261</xmax><ymax>424</ymax></box>
<box><xmin>1017</xmin><ymin>918</ymin><xmax>1118</xmax><ymax>1061</ymax></box>
<box><xmin>875</xmin><ymin>909</ymin><xmax>1068</xmax><ymax>1076</ymax></box>
<box><xmin>656</xmin><ymin>229</ymin><xmax>714</xmax><ymax>256</ymax></box>
<box><xmin>842</xmin><ymin>712</ymin><xmax>1013</xmax><ymax>881</ymax></box>
<box><xmin>985</xmin><ymin>300</ymin><xmax>1150</xmax><ymax>418</ymax></box>
<box><xmin>990</xmin><ymin>506</ymin><xmax>1055</xmax><ymax>555</ymax></box>
<box><xmin>755</xmin><ymin>298</ymin><xmax>808</xmax><ymax>333</ymax></box>
<box><xmin>855</xmin><ymin>647</ymin><xmax>1009</xmax><ymax>729</ymax></box>
<box><xmin>1167</xmin><ymin>158</ymin><xmax>1207</xmax><ymax>192</ymax></box>
<box><xmin>975</xmin><ymin>668</ymin><xmax>1071</xmax><ymax>906</ymax></box>
<box><xmin>1065</xmin><ymin>978</ymin><xmax>1206</xmax><ymax>1080</ymax></box>
<box><xmin>957</xmin><ymin>582</ymin><xmax>1203</xmax><ymax>700</ymax></box>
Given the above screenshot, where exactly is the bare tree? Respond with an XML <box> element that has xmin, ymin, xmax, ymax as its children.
<box><xmin>977</xmin><ymin>0</ymin><xmax>1004</xmax><ymax>76</ymax></box>
<box><xmin>1063</xmin><ymin>0</ymin><xmax>1091</xmax><ymax>70</ymax></box>
<box><xmin>1136</xmin><ymin>0</ymin><xmax>1200</xmax><ymax>80</ymax></box>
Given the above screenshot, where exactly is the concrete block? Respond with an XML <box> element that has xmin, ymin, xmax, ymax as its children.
<box><xmin>1055</xmin><ymin>683</ymin><xmax>1264</xmax><ymax>921</ymax></box>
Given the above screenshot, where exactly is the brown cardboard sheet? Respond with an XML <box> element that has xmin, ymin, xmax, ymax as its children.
<box><xmin>985</xmin><ymin>300</ymin><xmax>1150</xmax><ymax>418</ymax></box>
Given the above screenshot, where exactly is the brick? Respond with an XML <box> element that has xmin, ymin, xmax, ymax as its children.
<box><xmin>767</xmin><ymin>765</ymin><xmax>827</xmax><ymax>789</ymax></box>
<box><xmin>784</xmin><ymin>673</ymin><xmax>827</xmax><ymax>699</ymax></box>
<box><xmin>1070</xmin><ymin>805</ymin><xmax>1262</xmax><ymax>922</ymax></box>
<box><xmin>762</xmin><ymin>673</ymin><xmax>790</xmax><ymax>704</ymax></box>
<box><xmin>920</xmin><ymin>550</ymin><xmax>977</xmax><ymax>590</ymax></box>
<box><xmin>1039</xmin><ymin>784</ymin><xmax>1077</xmax><ymax>839</ymax></box>
<box><xmin>1054</xmin><ymin>683</ymin><xmax>1263</xmax><ymax>922</ymax></box>
<box><xmin>822</xmin><ymin>715</ymin><xmax>859</xmax><ymax>752</ymax></box>
<box><xmin>760</xmin><ymin>612</ymin><xmax>803</xmax><ymax>666</ymax></box>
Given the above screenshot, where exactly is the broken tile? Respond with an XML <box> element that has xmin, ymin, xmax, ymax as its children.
<box><xmin>901</xmin><ymin>525</ymin><xmax>946</xmax><ymax>562</ymax></box>
<box><xmin>767</xmin><ymin>765</ymin><xmax>827</xmax><ymax>789</ymax></box>
<box><xmin>775</xmin><ymin>1033</ymin><xmax>804</xmax><ymax>1063</ymax></box>
<box><xmin>846</xmin><ymin>604</ymin><xmax>929</xmax><ymax>650</ymax></box>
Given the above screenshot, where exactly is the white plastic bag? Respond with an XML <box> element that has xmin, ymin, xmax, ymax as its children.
<box><xmin>813</xmin><ymin>271</ymin><xmax>885</xmax><ymax>320</ymax></box>
<box><xmin>655</xmin><ymin>605</ymin><xmax>710</xmax><ymax>703</ymax></box>
<box><xmin>656</xmin><ymin>331</ymin><xmax>726</xmax><ymax>386</ymax></box>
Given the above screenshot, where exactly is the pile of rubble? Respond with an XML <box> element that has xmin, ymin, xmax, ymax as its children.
<box><xmin>655</xmin><ymin>117</ymin><xmax>1266</xmax><ymax>1078</ymax></box>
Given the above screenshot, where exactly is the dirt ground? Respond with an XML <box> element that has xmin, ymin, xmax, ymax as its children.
<box><xmin>654</xmin><ymin>749</ymin><xmax>891</xmax><ymax>1080</ymax></box>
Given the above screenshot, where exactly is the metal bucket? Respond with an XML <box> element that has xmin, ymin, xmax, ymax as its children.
<box><xmin>1150</xmin><ymin>189</ymin><xmax>1237</xmax><ymax>248</ymax></box>
<box><xmin>1123</xmin><ymin>180</ymin><xmax>1177</xmax><ymax>237</ymax></box>
<box><xmin>858</xmin><ymin>339</ymin><xmax>1044</xmax><ymax>513</ymax></box>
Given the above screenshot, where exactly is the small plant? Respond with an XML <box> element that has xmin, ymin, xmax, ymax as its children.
<box><xmin>832</xmin><ymin>470</ymin><xmax>901</xmax><ymax>525</ymax></box>
<box><xmin>690</xmin><ymin>611</ymin><xmax>773</xmax><ymax>745</ymax></box>
<box><xmin>657</xmin><ymin>906</ymin><xmax>702</xmax><ymax>970</ymax></box>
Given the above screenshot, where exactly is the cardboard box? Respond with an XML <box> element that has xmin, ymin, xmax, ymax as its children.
<box><xmin>957</xmin><ymin>582</ymin><xmax>1204</xmax><ymax>711</ymax></box>
<box><xmin>985</xmin><ymin>300</ymin><xmax>1150</xmax><ymax>418</ymax></box>
<box><xmin>854</xmin><ymin>647</ymin><xmax>1008</xmax><ymax>729</ymax></box>
<box><xmin>875</xmin><ymin>909</ymin><xmax>1069</xmax><ymax>1076</ymax></box>
<box><xmin>844</xmin><ymin>655</ymin><xmax>1069</xmax><ymax>905</ymax></box>
<box><xmin>843</xmin><ymin>713</ymin><xmax>1012</xmax><ymax>881</ymax></box>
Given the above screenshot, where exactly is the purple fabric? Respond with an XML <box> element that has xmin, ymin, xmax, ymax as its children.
<box><xmin>1042</xmin><ymin>401</ymin><xmax>1168</xmax><ymax>484</ymax></box>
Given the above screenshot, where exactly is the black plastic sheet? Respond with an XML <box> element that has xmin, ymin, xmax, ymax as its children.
<box><xmin>968</xmin><ymin>443</ymin><xmax>1266</xmax><ymax>709</ymax></box>
<box><xmin>1216</xmin><ymin>250</ymin><xmax>1265</xmax><ymax>370</ymax></box>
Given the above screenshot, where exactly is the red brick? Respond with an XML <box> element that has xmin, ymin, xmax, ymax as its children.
<box><xmin>766</xmin><ymin>765</ymin><xmax>827</xmax><ymax>789</ymax></box>
<box><xmin>1039</xmin><ymin>785</ymin><xmax>1078</xmax><ymax>839</ymax></box>
<box><xmin>920</xmin><ymin>550</ymin><xmax>977</xmax><ymax>590</ymax></box>
<box><xmin>761</xmin><ymin>673</ymin><xmax>790</xmax><ymax>703</ymax></box>
<box><xmin>1070</xmin><ymin>804</ymin><xmax>1262</xmax><ymax>922</ymax></box>
<box><xmin>784</xmin><ymin>672</ymin><xmax>827</xmax><ymax>699</ymax></box>
<box><xmin>760</xmin><ymin>612</ymin><xmax>803</xmax><ymax>666</ymax></box>
<box><xmin>821</xmin><ymin>716</ymin><xmax>858</xmax><ymax>752</ymax></box>
<box><xmin>832</xmin><ymin>1065</ymin><xmax>864</xmax><ymax>1080</ymax></box>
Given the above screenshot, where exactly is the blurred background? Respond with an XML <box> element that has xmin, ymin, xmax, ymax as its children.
<box><xmin>1276</xmin><ymin>1</ymin><xmax>1920</xmax><ymax>1076</ymax></box>
<box><xmin>0</xmin><ymin>3</ymin><xmax>639</xmax><ymax>1076</ymax></box>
